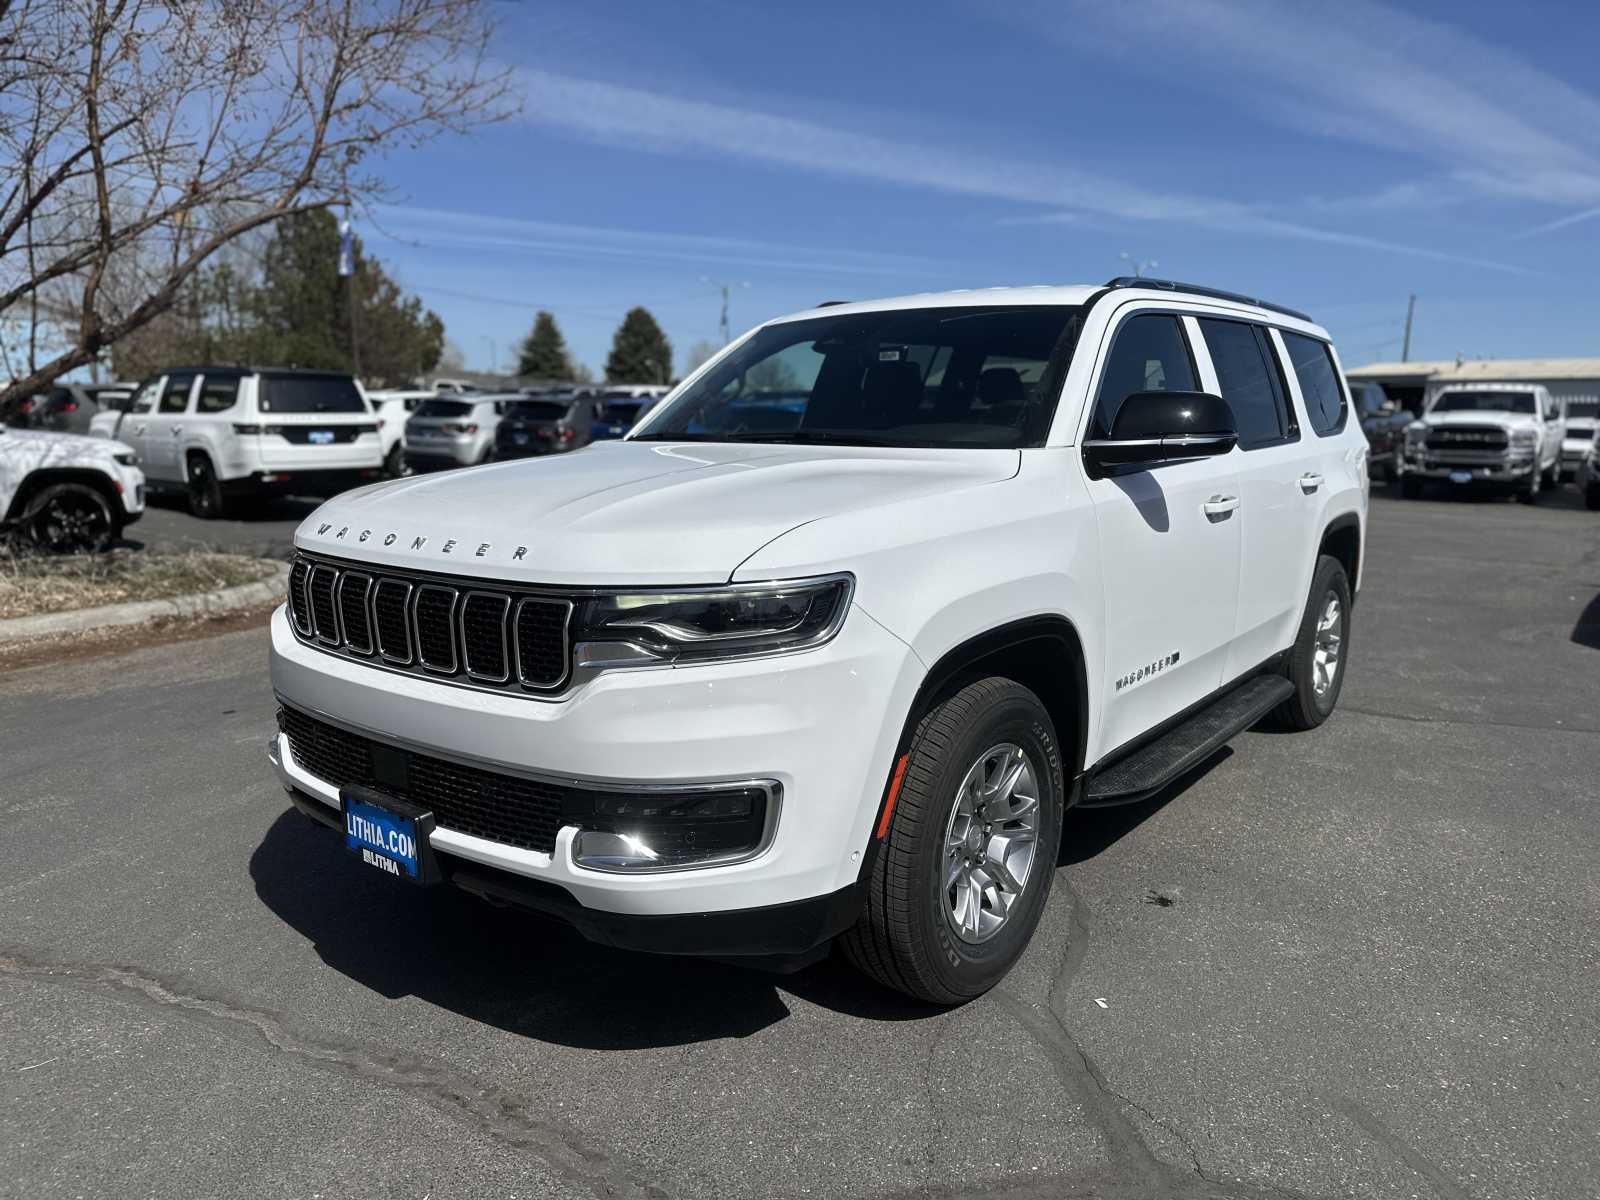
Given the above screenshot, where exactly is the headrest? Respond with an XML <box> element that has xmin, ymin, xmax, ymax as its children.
<box><xmin>978</xmin><ymin>367</ymin><xmax>1024</xmax><ymax>407</ymax></box>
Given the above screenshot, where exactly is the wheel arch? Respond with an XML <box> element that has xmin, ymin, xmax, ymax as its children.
<box><xmin>3</xmin><ymin>467</ymin><xmax>123</xmax><ymax>524</ymax></box>
<box><xmin>1319</xmin><ymin>511</ymin><xmax>1362</xmax><ymax>598</ymax></box>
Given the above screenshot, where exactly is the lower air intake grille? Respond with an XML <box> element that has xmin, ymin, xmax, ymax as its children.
<box><xmin>278</xmin><ymin>706</ymin><xmax>567</xmax><ymax>854</ymax></box>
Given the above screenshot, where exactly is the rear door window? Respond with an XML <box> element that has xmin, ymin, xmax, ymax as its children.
<box><xmin>414</xmin><ymin>399</ymin><xmax>471</xmax><ymax>418</ymax></box>
<box><xmin>1280</xmin><ymin>332</ymin><xmax>1346</xmax><ymax>436</ymax></box>
<box><xmin>1090</xmin><ymin>313</ymin><xmax>1197</xmax><ymax>439</ymax></box>
<box><xmin>196</xmin><ymin>374</ymin><xmax>241</xmax><ymax>414</ymax></box>
<box><xmin>1197</xmin><ymin>319</ymin><xmax>1295</xmax><ymax>449</ymax></box>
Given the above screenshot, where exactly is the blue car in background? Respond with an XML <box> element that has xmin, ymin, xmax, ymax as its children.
<box><xmin>592</xmin><ymin>389</ymin><xmax>665</xmax><ymax>439</ymax></box>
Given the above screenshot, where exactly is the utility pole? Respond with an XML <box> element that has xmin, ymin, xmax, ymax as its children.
<box><xmin>702</xmin><ymin>277</ymin><xmax>749</xmax><ymax>344</ymax></box>
<box><xmin>1401</xmin><ymin>294</ymin><xmax>1416</xmax><ymax>362</ymax></box>
<box><xmin>1119</xmin><ymin>252</ymin><xmax>1158</xmax><ymax>279</ymax></box>
<box><xmin>340</xmin><ymin>204</ymin><xmax>362</xmax><ymax>379</ymax></box>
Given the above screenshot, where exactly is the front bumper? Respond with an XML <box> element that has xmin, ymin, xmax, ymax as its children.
<box><xmin>267</xmin><ymin>600</ymin><xmax>921</xmax><ymax>931</ymax></box>
<box><xmin>1401</xmin><ymin>450</ymin><xmax>1533</xmax><ymax>482</ymax></box>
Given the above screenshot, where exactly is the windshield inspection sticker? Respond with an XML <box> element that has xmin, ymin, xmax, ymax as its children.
<box><xmin>878</xmin><ymin>347</ymin><xmax>905</xmax><ymax>361</ymax></box>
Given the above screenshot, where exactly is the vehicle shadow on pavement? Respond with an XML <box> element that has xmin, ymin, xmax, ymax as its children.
<box><xmin>249</xmin><ymin>809</ymin><xmax>935</xmax><ymax>1047</ymax></box>
<box><xmin>1572</xmin><ymin>592</ymin><xmax>1600</xmax><ymax>651</ymax></box>
<box><xmin>1059</xmin><ymin>749</ymin><xmax>1231</xmax><ymax>866</ymax></box>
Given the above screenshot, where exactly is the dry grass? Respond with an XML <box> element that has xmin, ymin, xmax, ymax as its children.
<box><xmin>0</xmin><ymin>549</ymin><xmax>280</xmax><ymax>620</ymax></box>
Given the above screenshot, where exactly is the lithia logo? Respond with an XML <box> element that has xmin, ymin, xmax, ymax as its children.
<box><xmin>1115</xmin><ymin>651</ymin><xmax>1180</xmax><ymax>692</ymax></box>
<box><xmin>314</xmin><ymin>522</ymin><xmax>528</xmax><ymax>562</ymax></box>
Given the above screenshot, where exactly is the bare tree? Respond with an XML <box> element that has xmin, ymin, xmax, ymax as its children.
<box><xmin>0</xmin><ymin>0</ymin><xmax>515</xmax><ymax>407</ymax></box>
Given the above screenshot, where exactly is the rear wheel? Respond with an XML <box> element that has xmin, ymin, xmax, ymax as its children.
<box><xmin>841</xmin><ymin>677</ymin><xmax>1065</xmax><ymax>1005</ymax></box>
<box><xmin>186</xmin><ymin>454</ymin><xmax>227</xmax><ymax>519</ymax></box>
<box><xmin>1272</xmin><ymin>554</ymin><xmax>1351</xmax><ymax>731</ymax></box>
<box><xmin>24</xmin><ymin>482</ymin><xmax>117</xmax><ymax>554</ymax></box>
<box><xmin>383</xmin><ymin>442</ymin><xmax>405</xmax><ymax>477</ymax></box>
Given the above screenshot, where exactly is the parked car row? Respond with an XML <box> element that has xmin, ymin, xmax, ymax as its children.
<box><xmin>1348</xmin><ymin>375</ymin><xmax>1598</xmax><ymax>505</ymax></box>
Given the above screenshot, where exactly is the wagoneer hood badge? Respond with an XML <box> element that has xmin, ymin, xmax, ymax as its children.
<box><xmin>294</xmin><ymin>440</ymin><xmax>1021</xmax><ymax>587</ymax></box>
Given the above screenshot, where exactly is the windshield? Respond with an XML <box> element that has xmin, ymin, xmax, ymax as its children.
<box><xmin>414</xmin><ymin>399</ymin><xmax>472</xmax><ymax>418</ymax></box>
<box><xmin>507</xmin><ymin>400</ymin><xmax>570</xmax><ymax>421</ymax></box>
<box><xmin>634</xmin><ymin>305</ymin><xmax>1082</xmax><ymax>448</ymax></box>
<box><xmin>258</xmin><ymin>373</ymin><xmax>365</xmax><ymax>414</ymax></box>
<box><xmin>1431</xmin><ymin>390</ymin><xmax>1536</xmax><ymax>415</ymax></box>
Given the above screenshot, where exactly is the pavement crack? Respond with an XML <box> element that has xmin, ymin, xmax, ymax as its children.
<box><xmin>1336</xmin><ymin>1098</ymin><xmax>1471</xmax><ymax>1200</ymax></box>
<box><xmin>1341</xmin><ymin>704</ymin><xmax>1600</xmax><ymax>737</ymax></box>
<box><xmin>0</xmin><ymin>946</ymin><xmax>678</xmax><ymax>1200</ymax></box>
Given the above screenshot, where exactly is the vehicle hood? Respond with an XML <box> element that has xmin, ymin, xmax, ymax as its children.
<box><xmin>295</xmin><ymin>439</ymin><xmax>1021</xmax><ymax>584</ymax></box>
<box><xmin>1418</xmin><ymin>410</ymin><xmax>1540</xmax><ymax>430</ymax></box>
<box><xmin>0</xmin><ymin>425</ymin><xmax>133</xmax><ymax>458</ymax></box>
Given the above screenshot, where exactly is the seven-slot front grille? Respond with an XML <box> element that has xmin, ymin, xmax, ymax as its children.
<box><xmin>285</xmin><ymin>554</ymin><xmax>572</xmax><ymax>694</ymax></box>
<box><xmin>277</xmin><ymin>706</ymin><xmax>567</xmax><ymax>853</ymax></box>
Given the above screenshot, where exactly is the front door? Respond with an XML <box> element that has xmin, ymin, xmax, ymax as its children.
<box><xmin>1082</xmin><ymin>309</ymin><xmax>1243</xmax><ymax>756</ymax></box>
<box><xmin>142</xmin><ymin>373</ymin><xmax>195</xmax><ymax>483</ymax></box>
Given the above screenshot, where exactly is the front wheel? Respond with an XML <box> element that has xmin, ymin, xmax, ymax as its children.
<box><xmin>1517</xmin><ymin>462</ymin><xmax>1542</xmax><ymax>505</ymax></box>
<box><xmin>841</xmin><ymin>677</ymin><xmax>1065</xmax><ymax>1005</ymax></box>
<box><xmin>25</xmin><ymin>483</ymin><xmax>117</xmax><ymax>554</ymax></box>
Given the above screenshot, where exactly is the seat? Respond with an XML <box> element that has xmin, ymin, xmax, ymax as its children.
<box><xmin>859</xmin><ymin>361</ymin><xmax>924</xmax><ymax>429</ymax></box>
<box><xmin>977</xmin><ymin>366</ymin><xmax>1026</xmax><ymax>426</ymax></box>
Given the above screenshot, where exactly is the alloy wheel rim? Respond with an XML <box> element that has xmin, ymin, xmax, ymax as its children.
<box><xmin>1312</xmin><ymin>594</ymin><xmax>1343</xmax><ymax>697</ymax></box>
<box><xmin>941</xmin><ymin>742</ymin><xmax>1041</xmax><ymax>944</ymax></box>
<box><xmin>37</xmin><ymin>494</ymin><xmax>107</xmax><ymax>552</ymax></box>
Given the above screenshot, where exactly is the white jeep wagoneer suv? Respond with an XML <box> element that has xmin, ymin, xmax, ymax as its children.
<box><xmin>267</xmin><ymin>278</ymin><xmax>1367</xmax><ymax>1003</ymax></box>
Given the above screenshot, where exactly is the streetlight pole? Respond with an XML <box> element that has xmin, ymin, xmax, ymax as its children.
<box><xmin>701</xmin><ymin>276</ymin><xmax>749</xmax><ymax>344</ymax></box>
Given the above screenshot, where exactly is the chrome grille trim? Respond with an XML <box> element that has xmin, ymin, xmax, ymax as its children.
<box><xmin>287</xmin><ymin>553</ymin><xmax>572</xmax><ymax>697</ymax></box>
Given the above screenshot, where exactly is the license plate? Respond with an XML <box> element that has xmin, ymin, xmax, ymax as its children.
<box><xmin>308</xmin><ymin>429</ymin><xmax>334</xmax><ymax>445</ymax></box>
<box><xmin>513</xmin><ymin>431</ymin><xmax>529</xmax><ymax>444</ymax></box>
<box><xmin>1448</xmin><ymin>469</ymin><xmax>1473</xmax><ymax>483</ymax></box>
<box><xmin>341</xmin><ymin>787</ymin><xmax>437</xmax><ymax>883</ymax></box>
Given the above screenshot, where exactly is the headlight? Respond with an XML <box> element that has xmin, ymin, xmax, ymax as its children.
<box><xmin>112</xmin><ymin>451</ymin><xmax>137</xmax><ymax>466</ymax></box>
<box><xmin>1404</xmin><ymin>423</ymin><xmax>1427</xmax><ymax>447</ymax></box>
<box><xmin>573</xmin><ymin>575</ymin><xmax>852</xmax><ymax>668</ymax></box>
<box><xmin>1510</xmin><ymin>428</ymin><xmax>1537</xmax><ymax>447</ymax></box>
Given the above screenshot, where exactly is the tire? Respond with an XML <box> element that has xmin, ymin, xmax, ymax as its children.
<box><xmin>1516</xmin><ymin>461</ymin><xmax>1541</xmax><ymax>505</ymax></box>
<box><xmin>24</xmin><ymin>482</ymin><xmax>117</xmax><ymax>554</ymax></box>
<box><xmin>1271</xmin><ymin>555</ymin><xmax>1352</xmax><ymax>731</ymax></box>
<box><xmin>1586</xmin><ymin>481</ymin><xmax>1600</xmax><ymax>511</ymax></box>
<box><xmin>186</xmin><ymin>453</ymin><xmax>227</xmax><ymax>519</ymax></box>
<box><xmin>1400</xmin><ymin>476</ymin><xmax>1424</xmax><ymax>499</ymax></box>
<box><xmin>841</xmin><ymin>677</ymin><xmax>1065</xmax><ymax>1005</ymax></box>
<box><xmin>1541</xmin><ymin>461</ymin><xmax>1560</xmax><ymax>489</ymax></box>
<box><xmin>383</xmin><ymin>443</ymin><xmax>405</xmax><ymax>477</ymax></box>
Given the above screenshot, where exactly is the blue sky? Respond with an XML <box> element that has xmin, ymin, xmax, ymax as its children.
<box><xmin>364</xmin><ymin>0</ymin><xmax>1600</xmax><ymax>378</ymax></box>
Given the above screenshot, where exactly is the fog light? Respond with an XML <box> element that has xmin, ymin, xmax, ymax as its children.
<box><xmin>568</xmin><ymin>783</ymin><xmax>776</xmax><ymax>873</ymax></box>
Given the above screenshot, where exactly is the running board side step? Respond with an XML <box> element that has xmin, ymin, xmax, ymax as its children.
<box><xmin>1081</xmin><ymin>675</ymin><xmax>1294</xmax><ymax>806</ymax></box>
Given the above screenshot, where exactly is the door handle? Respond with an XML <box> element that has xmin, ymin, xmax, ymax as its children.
<box><xmin>1299</xmin><ymin>472</ymin><xmax>1324</xmax><ymax>493</ymax></box>
<box><xmin>171</xmin><ymin>425</ymin><xmax>182</xmax><ymax>435</ymax></box>
<box><xmin>1202</xmin><ymin>493</ymin><xmax>1240</xmax><ymax>518</ymax></box>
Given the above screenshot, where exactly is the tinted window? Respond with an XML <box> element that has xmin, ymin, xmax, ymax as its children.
<box><xmin>159</xmin><ymin>374</ymin><xmax>194</xmax><ymax>413</ymax></box>
<box><xmin>196</xmin><ymin>374</ymin><xmax>240</xmax><ymax>414</ymax></box>
<box><xmin>258</xmin><ymin>373</ymin><xmax>365</xmax><ymax>414</ymax></box>
<box><xmin>1282</xmin><ymin>333</ymin><xmax>1346</xmax><ymax>436</ymax></box>
<box><xmin>1430</xmin><ymin>391</ymin><xmax>1535</xmax><ymax>415</ymax></box>
<box><xmin>1197</xmin><ymin>319</ymin><xmax>1292</xmax><ymax>449</ymax></box>
<box><xmin>414</xmin><ymin>399</ymin><xmax>471</xmax><ymax>418</ymax></box>
<box><xmin>508</xmin><ymin>400</ymin><xmax>570</xmax><ymax>420</ymax></box>
<box><xmin>1090</xmin><ymin>313</ymin><xmax>1196</xmax><ymax>439</ymax></box>
<box><xmin>635</xmin><ymin>305</ymin><xmax>1081</xmax><ymax>448</ymax></box>
<box><xmin>130</xmin><ymin>380</ymin><xmax>160</xmax><ymax>413</ymax></box>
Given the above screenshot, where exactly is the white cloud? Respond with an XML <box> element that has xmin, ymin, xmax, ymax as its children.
<box><xmin>515</xmin><ymin>68</ymin><xmax>1534</xmax><ymax>274</ymax></box>
<box><xmin>986</xmin><ymin>0</ymin><xmax>1600</xmax><ymax>217</ymax></box>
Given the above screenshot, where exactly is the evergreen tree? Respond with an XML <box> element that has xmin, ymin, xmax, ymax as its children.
<box><xmin>516</xmin><ymin>311</ymin><xmax>574</xmax><ymax>380</ymax></box>
<box><xmin>605</xmin><ymin>307</ymin><xmax>673</xmax><ymax>384</ymax></box>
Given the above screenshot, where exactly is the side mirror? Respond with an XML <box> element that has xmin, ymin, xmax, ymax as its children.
<box><xmin>1083</xmin><ymin>391</ymin><xmax>1237</xmax><ymax>474</ymax></box>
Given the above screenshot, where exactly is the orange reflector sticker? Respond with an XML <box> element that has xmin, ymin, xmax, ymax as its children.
<box><xmin>876</xmin><ymin>754</ymin><xmax>909</xmax><ymax>840</ymax></box>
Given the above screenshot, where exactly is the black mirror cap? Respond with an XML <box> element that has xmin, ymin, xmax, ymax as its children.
<box><xmin>1084</xmin><ymin>390</ymin><xmax>1238</xmax><ymax>475</ymax></box>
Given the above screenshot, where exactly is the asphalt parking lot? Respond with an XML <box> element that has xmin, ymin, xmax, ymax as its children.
<box><xmin>4</xmin><ymin>486</ymin><xmax>1597</xmax><ymax>1200</ymax></box>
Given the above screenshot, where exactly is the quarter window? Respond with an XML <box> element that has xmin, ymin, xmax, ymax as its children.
<box><xmin>1197</xmin><ymin>319</ymin><xmax>1294</xmax><ymax>449</ymax></box>
<box><xmin>159</xmin><ymin>374</ymin><xmax>195</xmax><ymax>414</ymax></box>
<box><xmin>1090</xmin><ymin>313</ymin><xmax>1197</xmax><ymax>439</ymax></box>
<box><xmin>1281</xmin><ymin>332</ymin><xmax>1346</xmax><ymax>436</ymax></box>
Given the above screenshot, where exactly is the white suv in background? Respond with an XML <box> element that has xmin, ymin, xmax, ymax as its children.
<box><xmin>1399</xmin><ymin>382</ymin><xmax>1565</xmax><ymax>503</ymax></box>
<box><xmin>1</xmin><ymin>421</ymin><xmax>144</xmax><ymax>552</ymax></box>
<box><xmin>267</xmin><ymin>278</ymin><xmax>1367</xmax><ymax>1003</ymax></box>
<box><xmin>92</xmin><ymin>367</ymin><xmax>384</xmax><ymax>517</ymax></box>
<box><xmin>364</xmin><ymin>389</ymin><xmax>434</xmax><ymax>476</ymax></box>
<box><xmin>402</xmin><ymin>394</ymin><xmax>509</xmax><ymax>471</ymax></box>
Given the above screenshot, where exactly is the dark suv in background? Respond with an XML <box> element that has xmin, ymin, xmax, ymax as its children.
<box><xmin>1349</xmin><ymin>379</ymin><xmax>1410</xmax><ymax>481</ymax></box>
<box><xmin>493</xmin><ymin>394</ymin><xmax>595</xmax><ymax>459</ymax></box>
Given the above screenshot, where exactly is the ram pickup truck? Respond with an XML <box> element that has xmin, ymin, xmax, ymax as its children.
<box><xmin>1400</xmin><ymin>383</ymin><xmax>1564</xmax><ymax>502</ymax></box>
<box><xmin>267</xmin><ymin>278</ymin><xmax>1367</xmax><ymax>1003</ymax></box>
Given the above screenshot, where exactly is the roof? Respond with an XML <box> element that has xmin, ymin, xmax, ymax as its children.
<box><xmin>764</xmin><ymin>281</ymin><xmax>1327</xmax><ymax>335</ymax></box>
<box><xmin>1349</xmin><ymin>358</ymin><xmax>1600</xmax><ymax>382</ymax></box>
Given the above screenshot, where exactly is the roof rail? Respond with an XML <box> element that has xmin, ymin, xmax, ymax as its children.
<box><xmin>1103</xmin><ymin>277</ymin><xmax>1313</xmax><ymax>323</ymax></box>
<box><xmin>815</xmin><ymin>299</ymin><xmax>850</xmax><ymax>307</ymax></box>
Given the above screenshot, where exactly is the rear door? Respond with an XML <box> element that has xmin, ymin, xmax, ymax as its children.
<box><xmin>1082</xmin><ymin>307</ymin><xmax>1243</xmax><ymax>754</ymax></box>
<box><xmin>142</xmin><ymin>373</ymin><xmax>195</xmax><ymax>483</ymax></box>
<box><xmin>1193</xmin><ymin>319</ymin><xmax>1322</xmax><ymax>679</ymax></box>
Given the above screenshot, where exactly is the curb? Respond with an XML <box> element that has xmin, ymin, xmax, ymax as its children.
<box><xmin>0</xmin><ymin>561</ymin><xmax>289</xmax><ymax>645</ymax></box>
